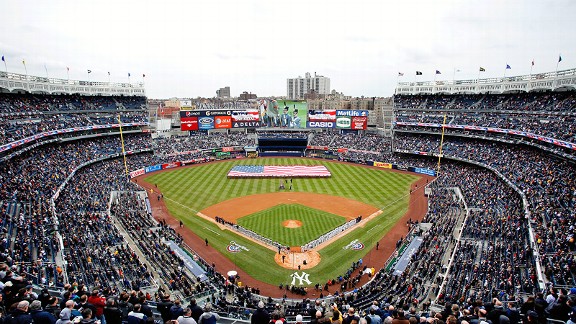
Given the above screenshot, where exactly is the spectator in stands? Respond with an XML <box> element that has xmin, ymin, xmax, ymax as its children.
<box><xmin>55</xmin><ymin>308</ymin><xmax>72</xmax><ymax>324</ymax></box>
<box><xmin>177</xmin><ymin>308</ymin><xmax>197</xmax><ymax>324</ymax></box>
<box><xmin>251</xmin><ymin>301</ymin><xmax>270</xmax><ymax>324</ymax></box>
<box><xmin>126</xmin><ymin>304</ymin><xmax>147</xmax><ymax>324</ymax></box>
<box><xmin>157</xmin><ymin>295</ymin><xmax>174</xmax><ymax>323</ymax></box>
<box><xmin>45</xmin><ymin>297</ymin><xmax>61</xmax><ymax>319</ymax></box>
<box><xmin>170</xmin><ymin>300</ymin><xmax>184</xmax><ymax>320</ymax></box>
<box><xmin>4</xmin><ymin>300</ymin><xmax>33</xmax><ymax>324</ymax></box>
<box><xmin>79</xmin><ymin>309</ymin><xmax>98</xmax><ymax>324</ymax></box>
<box><xmin>188</xmin><ymin>299</ymin><xmax>203</xmax><ymax>323</ymax></box>
<box><xmin>87</xmin><ymin>291</ymin><xmax>106</xmax><ymax>324</ymax></box>
<box><xmin>103</xmin><ymin>299</ymin><xmax>122</xmax><ymax>324</ymax></box>
<box><xmin>197</xmin><ymin>303</ymin><xmax>219</xmax><ymax>324</ymax></box>
<box><xmin>29</xmin><ymin>300</ymin><xmax>57</xmax><ymax>324</ymax></box>
<box><xmin>117</xmin><ymin>293</ymin><xmax>133</xmax><ymax>321</ymax></box>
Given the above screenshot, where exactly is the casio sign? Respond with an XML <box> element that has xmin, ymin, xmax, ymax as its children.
<box><xmin>309</xmin><ymin>121</ymin><xmax>334</xmax><ymax>128</ymax></box>
<box><xmin>336</xmin><ymin>118</ymin><xmax>351</xmax><ymax>128</ymax></box>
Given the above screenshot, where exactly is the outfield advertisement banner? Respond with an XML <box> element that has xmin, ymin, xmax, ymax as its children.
<box><xmin>373</xmin><ymin>161</ymin><xmax>393</xmax><ymax>169</ymax></box>
<box><xmin>162</xmin><ymin>162</ymin><xmax>182</xmax><ymax>169</ymax></box>
<box><xmin>408</xmin><ymin>167</ymin><xmax>436</xmax><ymax>176</ymax></box>
<box><xmin>129</xmin><ymin>168</ymin><xmax>145</xmax><ymax>178</ymax></box>
<box><xmin>145</xmin><ymin>164</ymin><xmax>162</xmax><ymax>173</ymax></box>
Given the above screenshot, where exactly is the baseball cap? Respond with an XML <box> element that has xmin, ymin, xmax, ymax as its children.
<box><xmin>296</xmin><ymin>315</ymin><xmax>303</xmax><ymax>323</ymax></box>
<box><xmin>258</xmin><ymin>301</ymin><xmax>265</xmax><ymax>309</ymax></box>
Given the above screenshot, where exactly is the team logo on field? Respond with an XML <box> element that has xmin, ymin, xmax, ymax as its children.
<box><xmin>290</xmin><ymin>272</ymin><xmax>312</xmax><ymax>286</ymax></box>
<box><xmin>227</xmin><ymin>245</ymin><xmax>241</xmax><ymax>253</ymax></box>
<box><xmin>344</xmin><ymin>239</ymin><xmax>365</xmax><ymax>250</ymax></box>
<box><xmin>227</xmin><ymin>241</ymin><xmax>249</xmax><ymax>253</ymax></box>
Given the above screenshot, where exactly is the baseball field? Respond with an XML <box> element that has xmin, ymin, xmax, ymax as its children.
<box><xmin>143</xmin><ymin>157</ymin><xmax>419</xmax><ymax>287</ymax></box>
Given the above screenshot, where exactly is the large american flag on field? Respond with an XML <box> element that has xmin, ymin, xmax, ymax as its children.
<box><xmin>228</xmin><ymin>165</ymin><xmax>331</xmax><ymax>178</ymax></box>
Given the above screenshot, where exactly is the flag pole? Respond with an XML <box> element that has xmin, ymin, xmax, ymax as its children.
<box><xmin>44</xmin><ymin>64</ymin><xmax>49</xmax><ymax>79</ymax></box>
<box><xmin>436</xmin><ymin>112</ymin><xmax>447</xmax><ymax>176</ymax></box>
<box><xmin>117</xmin><ymin>113</ymin><xmax>130</xmax><ymax>180</ymax></box>
<box><xmin>2</xmin><ymin>57</ymin><xmax>7</xmax><ymax>74</ymax></box>
<box><xmin>23</xmin><ymin>60</ymin><xmax>29</xmax><ymax>92</ymax></box>
<box><xmin>476</xmin><ymin>69</ymin><xmax>481</xmax><ymax>91</ymax></box>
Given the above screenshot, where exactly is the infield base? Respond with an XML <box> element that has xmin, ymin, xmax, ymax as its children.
<box><xmin>274</xmin><ymin>250</ymin><xmax>321</xmax><ymax>269</ymax></box>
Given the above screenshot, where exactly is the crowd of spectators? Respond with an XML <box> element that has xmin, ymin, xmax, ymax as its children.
<box><xmin>394</xmin><ymin>133</ymin><xmax>576</xmax><ymax>289</ymax></box>
<box><xmin>2</xmin><ymin>89</ymin><xmax>576</xmax><ymax>323</ymax></box>
<box><xmin>394</xmin><ymin>92</ymin><xmax>576</xmax><ymax>152</ymax></box>
<box><xmin>152</xmin><ymin>133</ymin><xmax>255</xmax><ymax>157</ymax></box>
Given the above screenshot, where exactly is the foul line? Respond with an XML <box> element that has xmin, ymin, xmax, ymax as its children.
<box><xmin>163</xmin><ymin>196</ymin><xmax>223</xmax><ymax>235</ymax></box>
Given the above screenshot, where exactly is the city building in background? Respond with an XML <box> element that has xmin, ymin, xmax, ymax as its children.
<box><xmin>239</xmin><ymin>91</ymin><xmax>257</xmax><ymax>100</ymax></box>
<box><xmin>216</xmin><ymin>86</ymin><xmax>231</xmax><ymax>98</ymax></box>
<box><xmin>287</xmin><ymin>72</ymin><xmax>330</xmax><ymax>100</ymax></box>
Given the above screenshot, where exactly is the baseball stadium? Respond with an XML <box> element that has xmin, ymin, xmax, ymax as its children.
<box><xmin>1</xmin><ymin>66</ymin><xmax>575</xmax><ymax>324</ymax></box>
<box><xmin>1</xmin><ymin>2</ymin><xmax>575</xmax><ymax>323</ymax></box>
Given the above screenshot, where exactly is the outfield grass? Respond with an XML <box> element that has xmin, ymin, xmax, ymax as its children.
<box><xmin>237</xmin><ymin>204</ymin><xmax>346</xmax><ymax>247</ymax></box>
<box><xmin>144</xmin><ymin>158</ymin><xmax>419</xmax><ymax>286</ymax></box>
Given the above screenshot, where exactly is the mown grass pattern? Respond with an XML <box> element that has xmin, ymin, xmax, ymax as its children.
<box><xmin>237</xmin><ymin>204</ymin><xmax>346</xmax><ymax>247</ymax></box>
<box><xmin>144</xmin><ymin>158</ymin><xmax>419</xmax><ymax>285</ymax></box>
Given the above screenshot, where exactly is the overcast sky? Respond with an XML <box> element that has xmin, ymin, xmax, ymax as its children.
<box><xmin>1</xmin><ymin>0</ymin><xmax>574</xmax><ymax>99</ymax></box>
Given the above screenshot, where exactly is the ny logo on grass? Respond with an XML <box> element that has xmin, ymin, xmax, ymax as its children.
<box><xmin>290</xmin><ymin>272</ymin><xmax>312</xmax><ymax>286</ymax></box>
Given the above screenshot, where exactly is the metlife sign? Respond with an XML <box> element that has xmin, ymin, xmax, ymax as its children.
<box><xmin>336</xmin><ymin>110</ymin><xmax>369</xmax><ymax>117</ymax></box>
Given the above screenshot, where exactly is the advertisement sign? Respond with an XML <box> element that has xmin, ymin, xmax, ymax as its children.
<box><xmin>308</xmin><ymin>110</ymin><xmax>336</xmax><ymax>122</ymax></box>
<box><xmin>162</xmin><ymin>162</ymin><xmax>182</xmax><ymax>169</ymax></box>
<box><xmin>351</xmin><ymin>116</ymin><xmax>368</xmax><ymax>130</ymax></box>
<box><xmin>181</xmin><ymin>117</ymin><xmax>198</xmax><ymax>131</ymax></box>
<box><xmin>307</xmin><ymin>121</ymin><xmax>335</xmax><ymax>128</ymax></box>
<box><xmin>145</xmin><ymin>164</ymin><xmax>162</xmax><ymax>173</ymax></box>
<box><xmin>214</xmin><ymin>115</ymin><xmax>232</xmax><ymax>129</ymax></box>
<box><xmin>336</xmin><ymin>110</ymin><xmax>369</xmax><ymax>117</ymax></box>
<box><xmin>129</xmin><ymin>168</ymin><xmax>145</xmax><ymax>178</ymax></box>
<box><xmin>373</xmin><ymin>161</ymin><xmax>392</xmax><ymax>169</ymax></box>
<box><xmin>336</xmin><ymin>116</ymin><xmax>351</xmax><ymax>129</ymax></box>
<box><xmin>180</xmin><ymin>110</ymin><xmax>203</xmax><ymax>117</ymax></box>
<box><xmin>198</xmin><ymin>116</ymin><xmax>214</xmax><ymax>130</ymax></box>
<box><xmin>222</xmin><ymin>147</ymin><xmax>234</xmax><ymax>152</ymax></box>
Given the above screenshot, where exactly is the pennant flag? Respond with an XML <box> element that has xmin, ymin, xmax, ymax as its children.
<box><xmin>479</xmin><ymin>67</ymin><xmax>486</xmax><ymax>72</ymax></box>
<box><xmin>455</xmin><ymin>69</ymin><xmax>461</xmax><ymax>72</ymax></box>
<box><xmin>128</xmin><ymin>73</ymin><xmax>131</xmax><ymax>77</ymax></box>
<box><xmin>1</xmin><ymin>56</ymin><xmax>4</xmax><ymax>62</ymax></box>
<box><xmin>531</xmin><ymin>59</ymin><xmax>534</xmax><ymax>66</ymax></box>
<box><xmin>66</xmin><ymin>67</ymin><xmax>69</xmax><ymax>71</ymax></box>
<box><xmin>558</xmin><ymin>55</ymin><xmax>562</xmax><ymax>63</ymax></box>
<box><xmin>87</xmin><ymin>69</ymin><xmax>92</xmax><ymax>73</ymax></box>
<box><xmin>22</xmin><ymin>60</ymin><xmax>26</xmax><ymax>66</ymax></box>
<box><xmin>435</xmin><ymin>70</ymin><xmax>441</xmax><ymax>74</ymax></box>
<box><xmin>142</xmin><ymin>73</ymin><xmax>146</xmax><ymax>78</ymax></box>
<box><xmin>416</xmin><ymin>71</ymin><xmax>422</xmax><ymax>75</ymax></box>
<box><xmin>398</xmin><ymin>72</ymin><xmax>404</xmax><ymax>76</ymax></box>
<box><xmin>506</xmin><ymin>64</ymin><xmax>511</xmax><ymax>69</ymax></box>
<box><xmin>108</xmin><ymin>72</ymin><xmax>110</xmax><ymax>76</ymax></box>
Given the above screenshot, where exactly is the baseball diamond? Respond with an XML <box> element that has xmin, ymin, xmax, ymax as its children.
<box><xmin>142</xmin><ymin>157</ymin><xmax>424</xmax><ymax>288</ymax></box>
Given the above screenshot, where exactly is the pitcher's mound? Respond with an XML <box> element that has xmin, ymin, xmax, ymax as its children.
<box><xmin>282</xmin><ymin>220</ymin><xmax>302</xmax><ymax>228</ymax></box>
<box><xmin>275</xmin><ymin>251</ymin><xmax>321</xmax><ymax>269</ymax></box>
